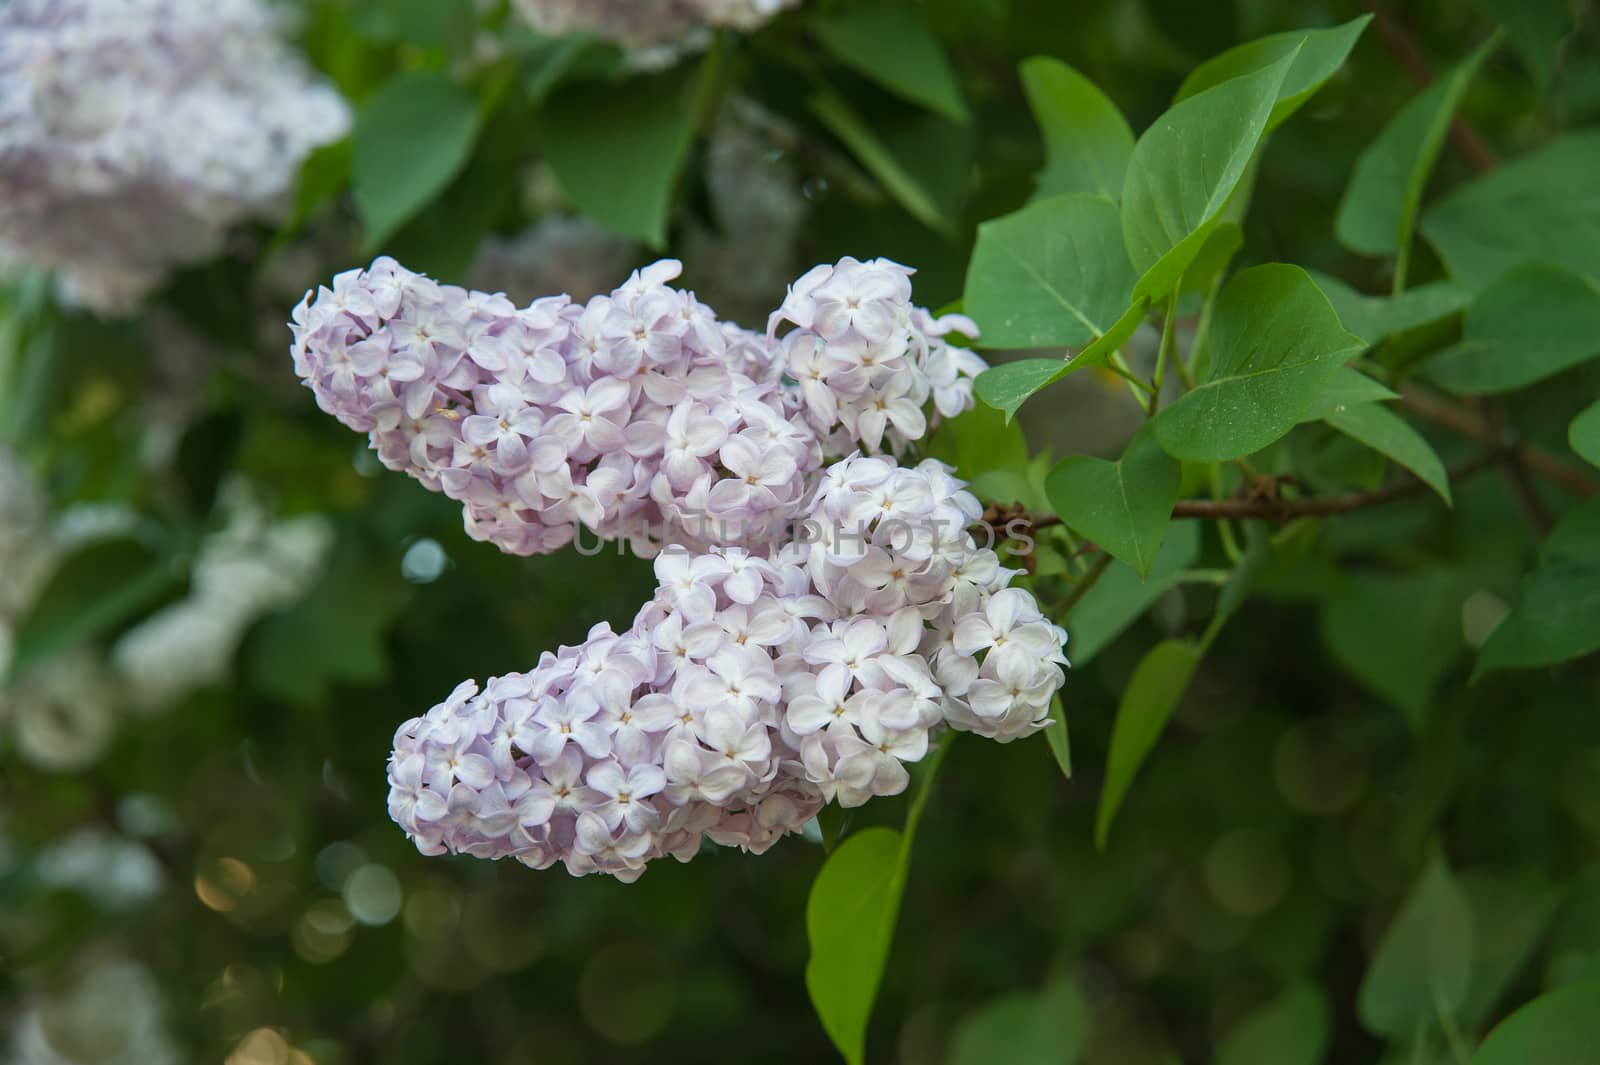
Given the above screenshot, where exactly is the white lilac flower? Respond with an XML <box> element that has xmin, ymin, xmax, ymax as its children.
<box><xmin>291</xmin><ymin>255</ymin><xmax>983</xmax><ymax>557</ymax></box>
<box><xmin>3</xmin><ymin>651</ymin><xmax>117</xmax><ymax>772</ymax></box>
<box><xmin>111</xmin><ymin>487</ymin><xmax>333</xmax><ymax>711</ymax></box>
<box><xmin>386</xmin><ymin>455</ymin><xmax>1067</xmax><ymax>881</ymax></box>
<box><xmin>511</xmin><ymin>0</ymin><xmax>801</xmax><ymax>50</ymax></box>
<box><xmin>32</xmin><ymin>829</ymin><xmax>164</xmax><ymax>910</ymax></box>
<box><xmin>768</xmin><ymin>256</ymin><xmax>985</xmax><ymax>457</ymax></box>
<box><xmin>0</xmin><ymin>0</ymin><xmax>351</xmax><ymax>311</ymax></box>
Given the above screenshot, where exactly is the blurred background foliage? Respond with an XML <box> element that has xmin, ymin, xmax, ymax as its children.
<box><xmin>2</xmin><ymin>0</ymin><xmax>1599</xmax><ymax>1063</ymax></box>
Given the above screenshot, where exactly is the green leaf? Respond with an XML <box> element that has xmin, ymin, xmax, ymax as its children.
<box><xmin>1472</xmin><ymin>497</ymin><xmax>1600</xmax><ymax>677</ymax></box>
<box><xmin>1457</xmin><ymin>868</ymin><xmax>1563</xmax><ymax>1028</ymax></box>
<box><xmin>1176</xmin><ymin>221</ymin><xmax>1243</xmax><ymax>297</ymax></box>
<box><xmin>1471</xmin><ymin>980</ymin><xmax>1600</xmax><ymax>1064</ymax></box>
<box><xmin>1042</xmin><ymin>698</ymin><xmax>1072</xmax><ymax>780</ymax></box>
<box><xmin>523</xmin><ymin>33</ymin><xmax>616</xmax><ymax>102</ymax></box>
<box><xmin>811</xmin><ymin>88</ymin><xmax>950</xmax><ymax>236</ymax></box>
<box><xmin>805</xmin><ymin>827</ymin><xmax>902</xmax><ymax>1065</ymax></box>
<box><xmin>965</xmin><ymin>195</ymin><xmax>1137</xmax><ymax>348</ymax></box>
<box><xmin>1174</xmin><ymin>15</ymin><xmax>1371</xmax><ymax>130</ymax></box>
<box><xmin>1068</xmin><ymin>521</ymin><xmax>1200</xmax><ymax>665</ymax></box>
<box><xmin>813</xmin><ymin>5</ymin><xmax>968</xmax><ymax>124</ymax></box>
<box><xmin>1095</xmin><ymin>638</ymin><xmax>1202</xmax><ymax>849</ymax></box>
<box><xmin>353</xmin><ymin>71</ymin><xmax>480</xmax><ymax>251</ymax></box>
<box><xmin>805</xmin><ymin>743</ymin><xmax>948</xmax><ymax>1065</ymax></box>
<box><xmin>1045</xmin><ymin>423</ymin><xmax>1179</xmax><ymax>578</ymax></box>
<box><xmin>949</xmin><ymin>978</ymin><xmax>1087</xmax><ymax>1065</ymax></box>
<box><xmin>542</xmin><ymin>67</ymin><xmax>699</xmax><ymax>248</ymax></box>
<box><xmin>1020</xmin><ymin>57</ymin><xmax>1133</xmax><ymax>201</ymax></box>
<box><xmin>4</xmin><ymin>539</ymin><xmax>178</xmax><ymax>685</ymax></box>
<box><xmin>1357</xmin><ymin>856</ymin><xmax>1477</xmax><ymax>1038</ymax></box>
<box><xmin>925</xmin><ymin>401</ymin><xmax>1030</xmax><ymax>480</ymax></box>
<box><xmin>1216</xmin><ymin>983</ymin><xmax>1331</xmax><ymax>1065</ymax></box>
<box><xmin>284</xmin><ymin>139</ymin><xmax>352</xmax><ymax>236</ymax></box>
<box><xmin>1300</xmin><ymin>367</ymin><xmax>1400</xmax><ymax>421</ymax></box>
<box><xmin>1122</xmin><ymin>51</ymin><xmax>1297</xmax><ymax>299</ymax></box>
<box><xmin>1321</xmin><ymin>569</ymin><xmax>1466</xmax><ymax>730</ymax></box>
<box><xmin>1154</xmin><ymin>265</ymin><xmax>1365</xmax><ymax>461</ymax></box>
<box><xmin>1334</xmin><ymin>35</ymin><xmax>1497</xmax><ymax>258</ymax></box>
<box><xmin>973</xmin><ymin>296</ymin><xmax>1149</xmax><ymax>421</ymax></box>
<box><xmin>1423</xmin><ymin>130</ymin><xmax>1600</xmax><ymax>290</ymax></box>
<box><xmin>1474</xmin><ymin>563</ymin><xmax>1600</xmax><ymax>677</ymax></box>
<box><xmin>1423</xmin><ymin>263</ymin><xmax>1600</xmax><ymax>395</ymax></box>
<box><xmin>1310</xmin><ymin>272</ymin><xmax>1472</xmax><ymax>344</ymax></box>
<box><xmin>1326</xmin><ymin>402</ymin><xmax>1452</xmax><ymax>504</ymax></box>
<box><xmin>1572</xmin><ymin>399</ymin><xmax>1600</xmax><ymax>468</ymax></box>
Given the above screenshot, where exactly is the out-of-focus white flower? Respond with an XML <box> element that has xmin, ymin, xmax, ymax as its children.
<box><xmin>514</xmin><ymin>0</ymin><xmax>804</xmax><ymax>71</ymax></box>
<box><xmin>33</xmin><ymin>829</ymin><xmax>164</xmax><ymax>909</ymax></box>
<box><xmin>0</xmin><ymin>0</ymin><xmax>351</xmax><ymax>311</ymax></box>
<box><xmin>7</xmin><ymin>959</ymin><xmax>179</xmax><ymax>1065</ymax></box>
<box><xmin>512</xmin><ymin>0</ymin><xmax>800</xmax><ymax>52</ymax></box>
<box><xmin>4</xmin><ymin>651</ymin><xmax>117</xmax><ymax>772</ymax></box>
<box><xmin>112</xmin><ymin>486</ymin><xmax>333</xmax><ymax>711</ymax></box>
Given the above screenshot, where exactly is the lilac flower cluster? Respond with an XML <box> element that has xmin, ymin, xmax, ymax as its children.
<box><xmin>0</xmin><ymin>0</ymin><xmax>350</xmax><ymax>311</ymax></box>
<box><xmin>772</xmin><ymin>257</ymin><xmax>987</xmax><ymax>456</ymax></box>
<box><xmin>290</xmin><ymin>256</ymin><xmax>982</xmax><ymax>557</ymax></box>
<box><xmin>512</xmin><ymin>0</ymin><xmax>802</xmax><ymax>49</ymax></box>
<box><xmin>386</xmin><ymin>455</ymin><xmax>1068</xmax><ymax>880</ymax></box>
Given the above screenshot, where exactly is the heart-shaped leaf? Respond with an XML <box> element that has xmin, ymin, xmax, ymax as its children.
<box><xmin>965</xmin><ymin>194</ymin><xmax>1137</xmax><ymax>349</ymax></box>
<box><xmin>1045</xmin><ymin>424</ymin><xmax>1179</xmax><ymax>578</ymax></box>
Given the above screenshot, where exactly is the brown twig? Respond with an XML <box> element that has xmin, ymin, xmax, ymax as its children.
<box><xmin>1400</xmin><ymin>383</ymin><xmax>1597</xmax><ymax>498</ymax></box>
<box><xmin>1478</xmin><ymin>399</ymin><xmax>1556</xmax><ymax>534</ymax></box>
<box><xmin>1363</xmin><ymin>1</ymin><xmax>1500</xmax><ymax>173</ymax></box>
<box><xmin>985</xmin><ymin>451</ymin><xmax>1502</xmax><ymax>541</ymax></box>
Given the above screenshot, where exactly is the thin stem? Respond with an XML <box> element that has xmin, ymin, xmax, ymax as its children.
<box><xmin>1058</xmin><ymin>554</ymin><xmax>1113</xmax><ymax>616</ymax></box>
<box><xmin>1148</xmin><ymin>291</ymin><xmax>1178</xmax><ymax>417</ymax></box>
<box><xmin>1211</xmin><ymin>465</ymin><xmax>1244</xmax><ymax>563</ymax></box>
<box><xmin>1104</xmin><ymin>356</ymin><xmax>1156</xmax><ymax>398</ymax></box>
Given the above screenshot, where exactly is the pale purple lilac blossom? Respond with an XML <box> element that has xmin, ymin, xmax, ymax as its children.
<box><xmin>385</xmin><ymin>455</ymin><xmax>1068</xmax><ymax>881</ymax></box>
<box><xmin>290</xmin><ymin>256</ymin><xmax>983</xmax><ymax>557</ymax></box>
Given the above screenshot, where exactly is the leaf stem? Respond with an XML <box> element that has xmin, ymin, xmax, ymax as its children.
<box><xmin>1148</xmin><ymin>291</ymin><xmax>1179</xmax><ymax>417</ymax></box>
<box><xmin>1058</xmin><ymin>553</ymin><xmax>1113</xmax><ymax>616</ymax></box>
